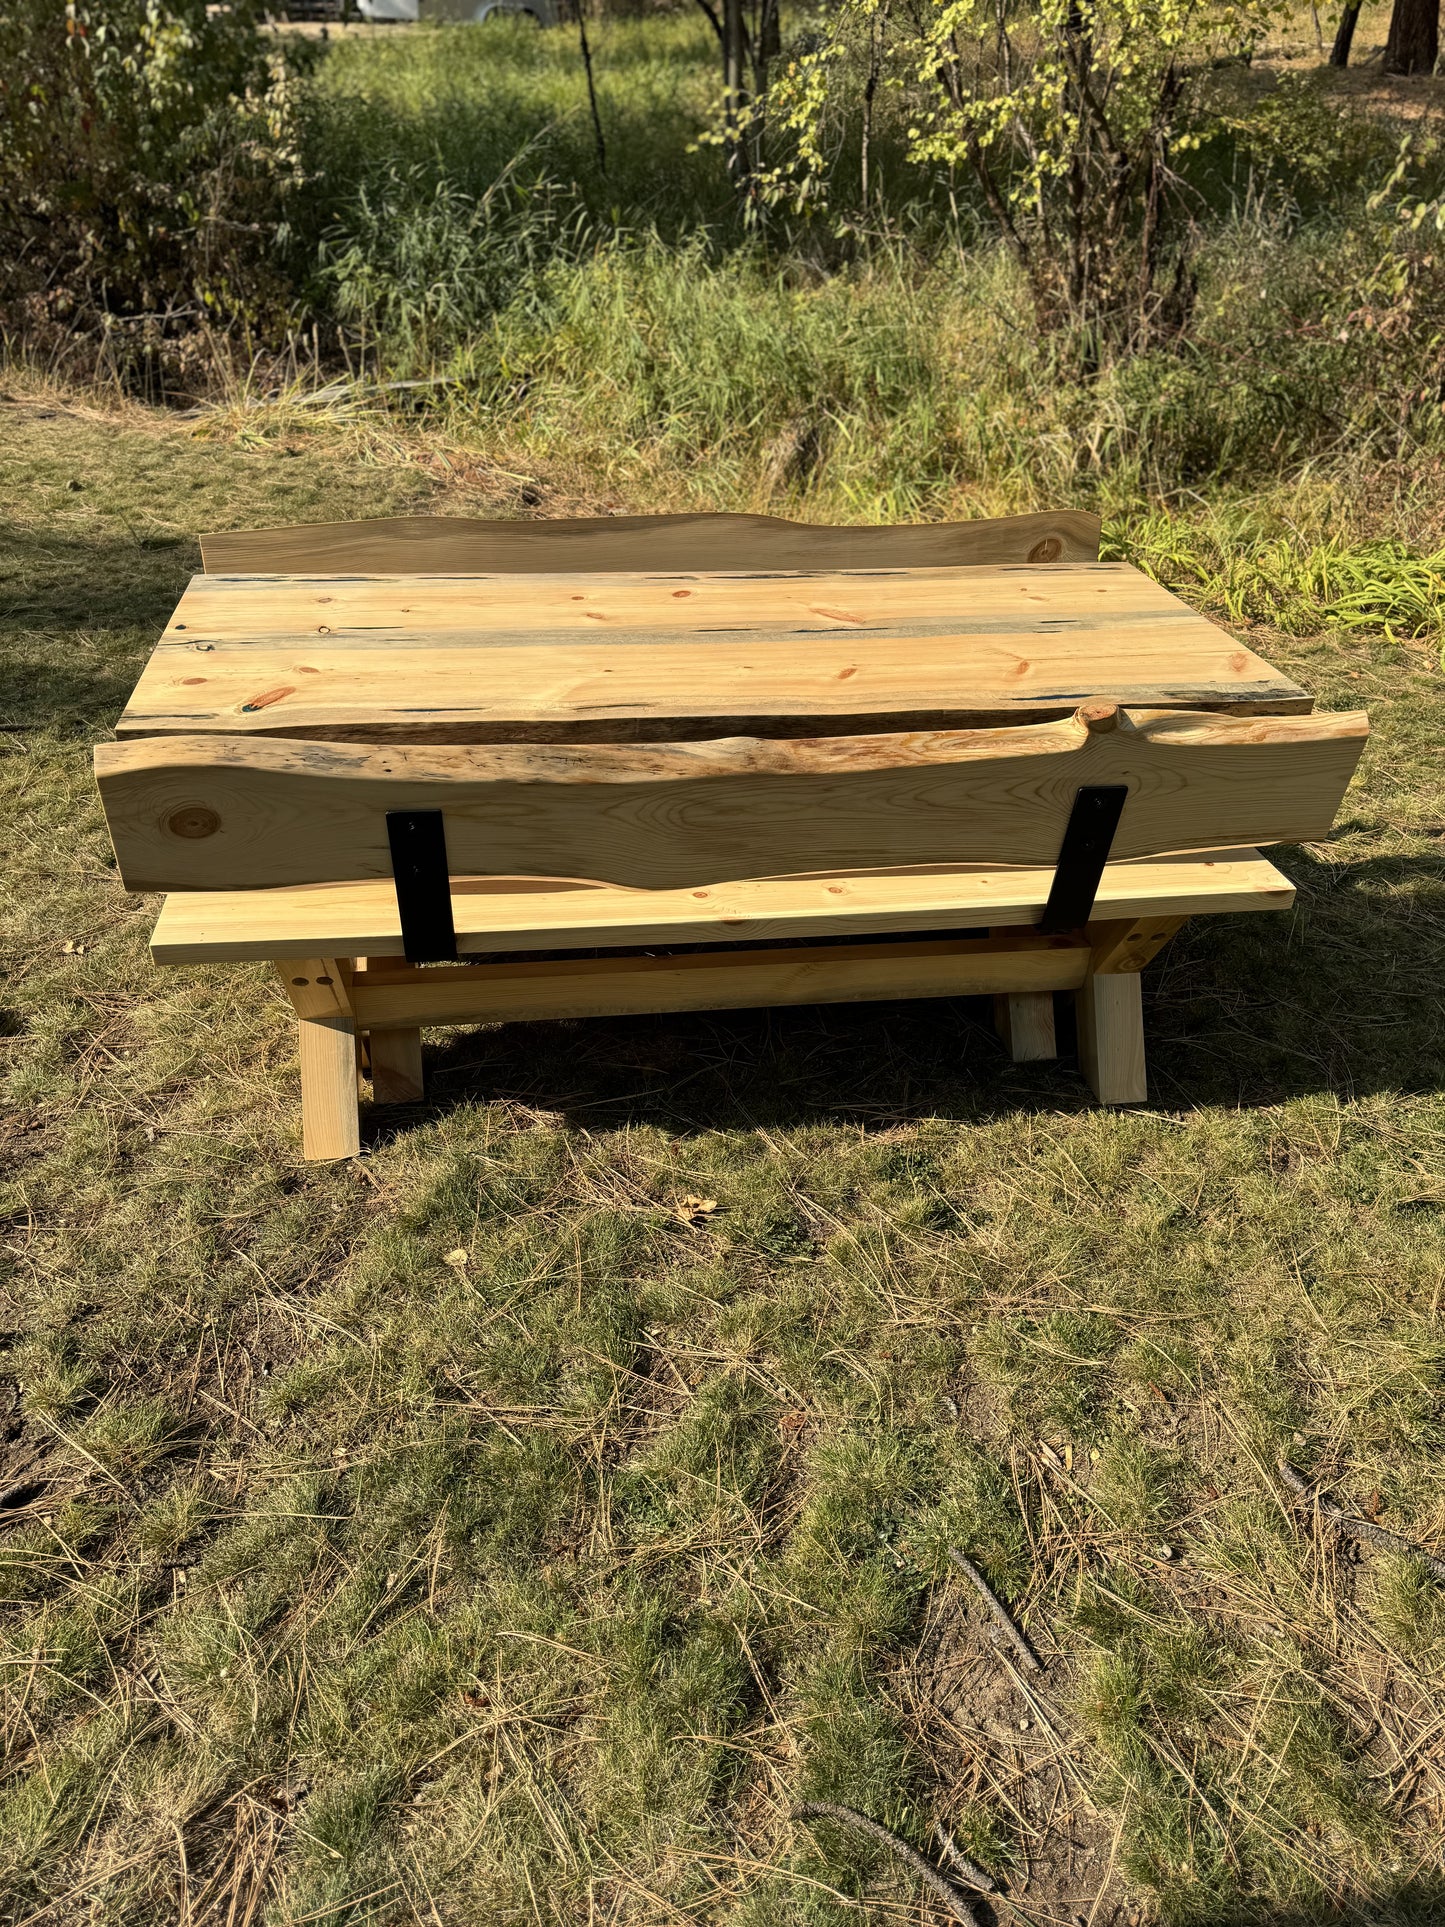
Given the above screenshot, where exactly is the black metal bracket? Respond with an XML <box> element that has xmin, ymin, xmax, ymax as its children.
<box><xmin>386</xmin><ymin>810</ymin><xmax>458</xmax><ymax>964</ymax></box>
<box><xmin>1038</xmin><ymin>785</ymin><xmax>1128</xmax><ymax>934</ymax></box>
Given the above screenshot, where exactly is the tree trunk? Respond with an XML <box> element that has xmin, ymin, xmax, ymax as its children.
<box><xmin>574</xmin><ymin>0</ymin><xmax>606</xmax><ymax>175</ymax></box>
<box><xmin>1329</xmin><ymin>3</ymin><xmax>1361</xmax><ymax>65</ymax></box>
<box><xmin>1383</xmin><ymin>0</ymin><xmax>1439</xmax><ymax>73</ymax></box>
<box><xmin>722</xmin><ymin>0</ymin><xmax>750</xmax><ymax>191</ymax></box>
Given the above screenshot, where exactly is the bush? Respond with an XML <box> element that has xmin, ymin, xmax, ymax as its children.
<box><xmin>0</xmin><ymin>0</ymin><xmax>310</xmax><ymax>392</ymax></box>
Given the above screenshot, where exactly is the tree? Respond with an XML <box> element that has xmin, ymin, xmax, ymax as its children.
<box><xmin>1330</xmin><ymin>3</ymin><xmax>1362</xmax><ymax>65</ymax></box>
<box><xmin>690</xmin><ymin>0</ymin><xmax>781</xmax><ymax>196</ymax></box>
<box><xmin>757</xmin><ymin>0</ymin><xmax>1287</xmax><ymax>358</ymax></box>
<box><xmin>1383</xmin><ymin>0</ymin><xmax>1439</xmax><ymax>72</ymax></box>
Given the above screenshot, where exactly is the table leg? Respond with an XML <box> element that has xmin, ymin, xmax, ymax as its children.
<box><xmin>370</xmin><ymin>1027</ymin><xmax>426</xmax><ymax>1105</ymax></box>
<box><xmin>276</xmin><ymin>959</ymin><xmax>361</xmax><ymax>1160</ymax></box>
<box><xmin>299</xmin><ymin>1015</ymin><xmax>363</xmax><ymax>1159</ymax></box>
<box><xmin>1074</xmin><ymin>972</ymin><xmax>1146</xmax><ymax>1105</ymax></box>
<box><xmin>993</xmin><ymin>991</ymin><xmax>1058</xmax><ymax>1062</ymax></box>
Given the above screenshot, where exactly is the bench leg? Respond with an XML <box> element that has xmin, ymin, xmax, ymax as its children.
<box><xmin>277</xmin><ymin>958</ymin><xmax>361</xmax><ymax>1161</ymax></box>
<box><xmin>1074</xmin><ymin>972</ymin><xmax>1146</xmax><ymax>1105</ymax></box>
<box><xmin>370</xmin><ymin>1027</ymin><xmax>425</xmax><ymax>1105</ymax></box>
<box><xmin>993</xmin><ymin>991</ymin><xmax>1057</xmax><ymax>1062</ymax></box>
<box><xmin>299</xmin><ymin>1014</ymin><xmax>362</xmax><ymax>1160</ymax></box>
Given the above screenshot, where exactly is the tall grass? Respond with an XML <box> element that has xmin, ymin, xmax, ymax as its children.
<box><xmin>296</xmin><ymin>22</ymin><xmax>1445</xmax><ymax>545</ymax></box>
<box><xmin>307</xmin><ymin>16</ymin><xmax>733</xmax><ymax>236</ymax></box>
<box><xmin>310</xmin><ymin>220</ymin><xmax>1445</xmax><ymax>519</ymax></box>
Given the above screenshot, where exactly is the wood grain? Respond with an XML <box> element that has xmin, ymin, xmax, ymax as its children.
<box><xmin>1088</xmin><ymin>915</ymin><xmax>1188</xmax><ymax>974</ymax></box>
<box><xmin>275</xmin><ymin>957</ymin><xmax>353</xmax><ymax>1019</ymax></box>
<box><xmin>96</xmin><ymin>706</ymin><xmax>1367</xmax><ymax>894</ymax></box>
<box><xmin>348</xmin><ymin>933</ymin><xmax>1092</xmax><ymax>1030</ymax></box>
<box><xmin>993</xmin><ymin>991</ymin><xmax>1058</xmax><ymax>1061</ymax></box>
<box><xmin>369</xmin><ymin>1027</ymin><xmax>425</xmax><ymax>1104</ymax></box>
<box><xmin>149</xmin><ymin>849</ymin><xmax>1296</xmax><ymax>965</ymax></box>
<box><xmin>1075</xmin><ymin>972</ymin><xmax>1147</xmax><ymax>1104</ymax></box>
<box><xmin>296</xmin><ymin>1016</ymin><xmax>362</xmax><ymax>1159</ymax></box>
<box><xmin>115</xmin><ymin>563</ymin><xmax>1311</xmax><ymax>744</ymax></box>
<box><xmin>198</xmin><ymin>509</ymin><xmax>1101</xmax><ymax>576</ymax></box>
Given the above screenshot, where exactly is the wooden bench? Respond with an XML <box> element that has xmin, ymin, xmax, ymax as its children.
<box><xmin>96</xmin><ymin>511</ymin><xmax>1368</xmax><ymax>1158</ymax></box>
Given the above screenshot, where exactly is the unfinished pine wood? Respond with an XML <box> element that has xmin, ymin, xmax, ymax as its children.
<box><xmin>199</xmin><ymin>510</ymin><xmax>1102</xmax><ymax>576</ymax></box>
<box><xmin>98</xmin><ymin>707</ymin><xmax>1365</xmax><ymax>895</ymax></box>
<box><xmin>369</xmin><ymin>1027</ymin><xmax>425</xmax><ymax>1104</ymax></box>
<box><xmin>277</xmin><ymin>959</ymin><xmax>364</xmax><ymax>1149</ymax></box>
<box><xmin>1075</xmin><ymin>973</ymin><xmax>1147</xmax><ymax>1104</ymax></box>
<box><xmin>295</xmin><ymin>1011</ymin><xmax>361</xmax><ymax>1158</ymax></box>
<box><xmin>150</xmin><ymin>849</ymin><xmax>1295</xmax><ymax>964</ymax></box>
<box><xmin>350</xmin><ymin>932</ymin><xmax>1091</xmax><ymax>1031</ymax></box>
<box><xmin>275</xmin><ymin>957</ymin><xmax>353</xmax><ymax>1019</ymax></box>
<box><xmin>994</xmin><ymin>991</ymin><xmax>1058</xmax><ymax>1061</ymax></box>
<box><xmin>1088</xmin><ymin>916</ymin><xmax>1189</xmax><ymax>975</ymax></box>
<box><xmin>115</xmin><ymin>563</ymin><xmax>1311</xmax><ymax>745</ymax></box>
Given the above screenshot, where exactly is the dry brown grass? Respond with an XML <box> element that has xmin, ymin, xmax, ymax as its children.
<box><xmin>1</xmin><ymin>387</ymin><xmax>1444</xmax><ymax>1925</ymax></box>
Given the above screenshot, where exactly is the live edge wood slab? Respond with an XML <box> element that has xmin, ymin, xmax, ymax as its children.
<box><xmin>198</xmin><ymin>507</ymin><xmax>1102</xmax><ymax>575</ymax></box>
<box><xmin>96</xmin><ymin>707</ymin><xmax>1366</xmax><ymax>894</ymax></box>
<box><xmin>115</xmin><ymin>563</ymin><xmax>1311</xmax><ymax>745</ymax></box>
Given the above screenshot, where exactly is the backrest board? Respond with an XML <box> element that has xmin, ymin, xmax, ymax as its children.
<box><xmin>198</xmin><ymin>509</ymin><xmax>1101</xmax><ymax>575</ymax></box>
<box><xmin>95</xmin><ymin>705</ymin><xmax>1368</xmax><ymax>895</ymax></box>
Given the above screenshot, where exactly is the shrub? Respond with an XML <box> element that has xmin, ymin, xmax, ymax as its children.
<box><xmin>0</xmin><ymin>0</ymin><xmax>310</xmax><ymax>392</ymax></box>
<box><xmin>756</xmin><ymin>1</ymin><xmax>1295</xmax><ymax>357</ymax></box>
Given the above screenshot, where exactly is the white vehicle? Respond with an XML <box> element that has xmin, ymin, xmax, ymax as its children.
<box><xmin>356</xmin><ymin>0</ymin><xmax>558</xmax><ymax>21</ymax></box>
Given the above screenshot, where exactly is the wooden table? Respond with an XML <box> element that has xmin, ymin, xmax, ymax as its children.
<box><xmin>106</xmin><ymin>554</ymin><xmax>1351</xmax><ymax>1153</ymax></box>
<box><xmin>115</xmin><ymin>563</ymin><xmax>1310</xmax><ymax>745</ymax></box>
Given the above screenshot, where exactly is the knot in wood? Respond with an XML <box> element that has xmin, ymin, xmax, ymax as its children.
<box><xmin>166</xmin><ymin>805</ymin><xmax>221</xmax><ymax>840</ymax></box>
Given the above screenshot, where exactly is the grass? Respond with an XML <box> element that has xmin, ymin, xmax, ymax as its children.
<box><xmin>2</xmin><ymin>379</ymin><xmax>1445</xmax><ymax>1927</ymax></box>
<box><xmin>308</xmin><ymin>15</ymin><xmax>733</xmax><ymax>238</ymax></box>
<box><xmin>3</xmin><ymin>11</ymin><xmax>1445</xmax><ymax>1921</ymax></box>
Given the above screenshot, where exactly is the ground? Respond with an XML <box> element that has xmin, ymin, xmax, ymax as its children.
<box><xmin>1</xmin><ymin>386</ymin><xmax>1444</xmax><ymax>1926</ymax></box>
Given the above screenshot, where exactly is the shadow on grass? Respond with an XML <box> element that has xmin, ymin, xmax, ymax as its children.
<box><xmin>1196</xmin><ymin>1877</ymin><xmax>1445</xmax><ymax>1927</ymax></box>
<box><xmin>390</xmin><ymin>847</ymin><xmax>1445</xmax><ymax>1145</ymax></box>
<box><xmin>962</xmin><ymin>1878</ymin><xmax>1445</xmax><ymax>1927</ymax></box>
<box><xmin>1</xmin><ymin>522</ymin><xmax>199</xmax><ymax>736</ymax></box>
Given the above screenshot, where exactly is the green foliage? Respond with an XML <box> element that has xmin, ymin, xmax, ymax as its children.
<box><xmin>1126</xmin><ymin>516</ymin><xmax>1445</xmax><ymax>644</ymax></box>
<box><xmin>0</xmin><ymin>0</ymin><xmax>309</xmax><ymax>371</ymax></box>
<box><xmin>757</xmin><ymin>0</ymin><xmax>1288</xmax><ymax>350</ymax></box>
<box><xmin>315</xmin><ymin>161</ymin><xmax>580</xmax><ymax>375</ymax></box>
<box><xmin>1205</xmin><ymin>68</ymin><xmax>1396</xmax><ymax>200</ymax></box>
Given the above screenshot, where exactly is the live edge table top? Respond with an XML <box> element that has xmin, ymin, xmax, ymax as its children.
<box><xmin>115</xmin><ymin>563</ymin><xmax>1310</xmax><ymax>745</ymax></box>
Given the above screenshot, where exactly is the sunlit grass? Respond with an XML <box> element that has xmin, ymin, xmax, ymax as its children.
<box><xmin>310</xmin><ymin>14</ymin><xmax>730</xmax><ymax>233</ymax></box>
<box><xmin>2</xmin><ymin>390</ymin><xmax>1444</xmax><ymax>1922</ymax></box>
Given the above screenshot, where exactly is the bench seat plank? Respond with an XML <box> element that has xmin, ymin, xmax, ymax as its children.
<box><xmin>151</xmin><ymin>849</ymin><xmax>1295</xmax><ymax>964</ymax></box>
<box><xmin>115</xmin><ymin>564</ymin><xmax>1311</xmax><ymax>744</ymax></box>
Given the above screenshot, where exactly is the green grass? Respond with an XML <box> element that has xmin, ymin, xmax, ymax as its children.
<box><xmin>4</xmin><ymin>15</ymin><xmax>1445</xmax><ymax>1920</ymax></box>
<box><xmin>2</xmin><ymin>385</ymin><xmax>1445</xmax><ymax>1926</ymax></box>
<box><xmin>309</xmin><ymin>15</ymin><xmax>733</xmax><ymax>238</ymax></box>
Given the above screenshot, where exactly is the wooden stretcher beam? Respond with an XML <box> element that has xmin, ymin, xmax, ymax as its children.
<box><xmin>347</xmin><ymin>932</ymin><xmax>1093</xmax><ymax>1031</ymax></box>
